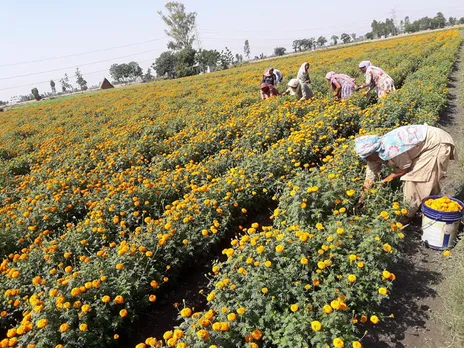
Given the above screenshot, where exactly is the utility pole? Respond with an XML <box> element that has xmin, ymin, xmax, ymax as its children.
<box><xmin>390</xmin><ymin>8</ymin><xmax>398</xmax><ymax>35</ymax></box>
<box><xmin>194</xmin><ymin>24</ymin><xmax>202</xmax><ymax>51</ymax></box>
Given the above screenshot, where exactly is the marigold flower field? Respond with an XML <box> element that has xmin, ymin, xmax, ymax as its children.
<box><xmin>0</xmin><ymin>30</ymin><xmax>462</xmax><ymax>348</ymax></box>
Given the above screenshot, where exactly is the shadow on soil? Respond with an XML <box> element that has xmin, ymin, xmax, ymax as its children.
<box><xmin>363</xmin><ymin>226</ymin><xmax>444</xmax><ymax>348</ymax></box>
<box><xmin>118</xmin><ymin>205</ymin><xmax>276</xmax><ymax>347</ymax></box>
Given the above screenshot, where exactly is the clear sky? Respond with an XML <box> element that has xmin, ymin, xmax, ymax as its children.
<box><xmin>1</xmin><ymin>0</ymin><xmax>463</xmax><ymax>101</ymax></box>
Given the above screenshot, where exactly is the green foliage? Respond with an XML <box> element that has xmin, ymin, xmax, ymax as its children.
<box><xmin>75</xmin><ymin>68</ymin><xmax>88</xmax><ymax>91</ymax></box>
<box><xmin>109</xmin><ymin>62</ymin><xmax>143</xmax><ymax>83</ymax></box>
<box><xmin>154</xmin><ymin>51</ymin><xmax>177</xmax><ymax>78</ymax></box>
<box><xmin>274</xmin><ymin>47</ymin><xmax>286</xmax><ymax>56</ymax></box>
<box><xmin>31</xmin><ymin>88</ymin><xmax>41</xmax><ymax>101</ymax></box>
<box><xmin>340</xmin><ymin>33</ymin><xmax>351</xmax><ymax>44</ymax></box>
<box><xmin>196</xmin><ymin>49</ymin><xmax>221</xmax><ymax>72</ymax></box>
<box><xmin>158</xmin><ymin>1</ymin><xmax>197</xmax><ymax>50</ymax></box>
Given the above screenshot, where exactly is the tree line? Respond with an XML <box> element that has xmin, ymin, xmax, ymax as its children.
<box><xmin>5</xmin><ymin>5</ymin><xmax>463</xmax><ymax>104</ymax></box>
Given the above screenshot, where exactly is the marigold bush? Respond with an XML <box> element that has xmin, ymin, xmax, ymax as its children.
<box><xmin>0</xmin><ymin>30</ymin><xmax>461</xmax><ymax>348</ymax></box>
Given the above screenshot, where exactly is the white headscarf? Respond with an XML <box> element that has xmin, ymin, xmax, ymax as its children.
<box><xmin>358</xmin><ymin>61</ymin><xmax>372</xmax><ymax>68</ymax></box>
<box><xmin>297</xmin><ymin>63</ymin><xmax>309</xmax><ymax>82</ymax></box>
<box><xmin>287</xmin><ymin>79</ymin><xmax>299</xmax><ymax>89</ymax></box>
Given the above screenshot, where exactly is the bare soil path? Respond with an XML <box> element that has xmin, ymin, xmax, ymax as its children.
<box><xmin>364</xmin><ymin>43</ymin><xmax>464</xmax><ymax>348</ymax></box>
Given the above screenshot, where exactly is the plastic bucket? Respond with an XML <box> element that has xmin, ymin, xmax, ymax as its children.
<box><xmin>420</xmin><ymin>195</ymin><xmax>464</xmax><ymax>250</ymax></box>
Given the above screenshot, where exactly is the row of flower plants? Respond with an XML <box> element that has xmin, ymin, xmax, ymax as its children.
<box><xmin>0</xmin><ymin>30</ymin><xmax>461</xmax><ymax>348</ymax></box>
<box><xmin>132</xmin><ymin>31</ymin><xmax>463</xmax><ymax>348</ymax></box>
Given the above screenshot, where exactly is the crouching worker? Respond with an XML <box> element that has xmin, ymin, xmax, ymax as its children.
<box><xmin>260</xmin><ymin>69</ymin><xmax>279</xmax><ymax>100</ymax></box>
<box><xmin>283</xmin><ymin>78</ymin><xmax>313</xmax><ymax>101</ymax></box>
<box><xmin>355</xmin><ymin>124</ymin><xmax>456</xmax><ymax>222</ymax></box>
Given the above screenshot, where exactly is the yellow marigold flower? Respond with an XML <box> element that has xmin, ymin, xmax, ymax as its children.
<box><xmin>301</xmin><ymin>257</ymin><xmax>309</xmax><ymax>265</ymax></box>
<box><xmin>59</xmin><ymin>323</ymin><xmax>69</xmax><ymax>332</ymax></box>
<box><xmin>347</xmin><ymin>274</ymin><xmax>357</xmax><ymax>283</ymax></box>
<box><xmin>119</xmin><ymin>309</ymin><xmax>128</xmax><ymax>317</ymax></box>
<box><xmin>102</xmin><ymin>295</ymin><xmax>110</xmax><ymax>303</ymax></box>
<box><xmin>331</xmin><ymin>299</ymin><xmax>341</xmax><ymax>310</ymax></box>
<box><xmin>346</xmin><ymin>189</ymin><xmax>355</xmax><ymax>197</ymax></box>
<box><xmin>323</xmin><ymin>304</ymin><xmax>333</xmax><ymax>314</ymax></box>
<box><xmin>275</xmin><ymin>245</ymin><xmax>284</xmax><ymax>252</ymax></box>
<box><xmin>237</xmin><ymin>307</ymin><xmax>246</xmax><ymax>315</ymax></box>
<box><xmin>79</xmin><ymin>323</ymin><xmax>88</xmax><ymax>331</ymax></box>
<box><xmin>379</xmin><ymin>211</ymin><xmax>389</xmax><ymax>219</ymax></box>
<box><xmin>370</xmin><ymin>315</ymin><xmax>379</xmax><ymax>324</ymax></box>
<box><xmin>264</xmin><ymin>260</ymin><xmax>272</xmax><ymax>267</ymax></box>
<box><xmin>443</xmin><ymin>250</ymin><xmax>451</xmax><ymax>257</ymax></box>
<box><xmin>114</xmin><ymin>295</ymin><xmax>124</xmax><ymax>304</ymax></box>
<box><xmin>353</xmin><ymin>341</ymin><xmax>362</xmax><ymax>348</ymax></box>
<box><xmin>261</xmin><ymin>288</ymin><xmax>269</xmax><ymax>294</ymax></box>
<box><xmin>180</xmin><ymin>308</ymin><xmax>192</xmax><ymax>317</ymax></box>
<box><xmin>333</xmin><ymin>337</ymin><xmax>344</xmax><ymax>348</ymax></box>
<box><xmin>382</xmin><ymin>270</ymin><xmax>391</xmax><ymax>279</ymax></box>
<box><xmin>290</xmin><ymin>304</ymin><xmax>299</xmax><ymax>312</ymax></box>
<box><xmin>197</xmin><ymin>329</ymin><xmax>209</xmax><ymax>340</ymax></box>
<box><xmin>349</xmin><ymin>254</ymin><xmax>357</xmax><ymax>261</ymax></box>
<box><xmin>383</xmin><ymin>244</ymin><xmax>392</xmax><ymax>252</ymax></box>
<box><xmin>311</xmin><ymin>320</ymin><xmax>322</xmax><ymax>331</ymax></box>
<box><xmin>227</xmin><ymin>313</ymin><xmax>236</xmax><ymax>321</ymax></box>
<box><xmin>378</xmin><ymin>287</ymin><xmax>388</xmax><ymax>295</ymax></box>
<box><xmin>81</xmin><ymin>304</ymin><xmax>90</xmax><ymax>312</ymax></box>
<box><xmin>316</xmin><ymin>223</ymin><xmax>324</xmax><ymax>230</ymax></box>
<box><xmin>251</xmin><ymin>329</ymin><xmax>263</xmax><ymax>340</ymax></box>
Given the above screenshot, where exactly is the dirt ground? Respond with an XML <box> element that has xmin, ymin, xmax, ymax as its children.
<box><xmin>364</xmin><ymin>45</ymin><xmax>464</xmax><ymax>348</ymax></box>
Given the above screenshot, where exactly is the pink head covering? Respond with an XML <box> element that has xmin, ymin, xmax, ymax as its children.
<box><xmin>325</xmin><ymin>71</ymin><xmax>336</xmax><ymax>80</ymax></box>
<box><xmin>263</xmin><ymin>69</ymin><xmax>272</xmax><ymax>76</ymax></box>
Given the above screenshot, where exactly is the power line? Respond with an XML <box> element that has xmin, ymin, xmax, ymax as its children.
<box><xmin>0</xmin><ymin>48</ymin><xmax>163</xmax><ymax>81</ymax></box>
<box><xmin>0</xmin><ymin>59</ymin><xmax>155</xmax><ymax>92</ymax></box>
<box><xmin>0</xmin><ymin>37</ymin><xmax>168</xmax><ymax>68</ymax></box>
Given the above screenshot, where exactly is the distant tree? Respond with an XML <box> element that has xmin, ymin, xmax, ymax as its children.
<box><xmin>175</xmin><ymin>47</ymin><xmax>196</xmax><ymax>77</ymax></box>
<box><xmin>433</xmin><ymin>12</ymin><xmax>446</xmax><ymax>28</ymax></box>
<box><xmin>75</xmin><ymin>68</ymin><xmax>88</xmax><ymax>91</ymax></box>
<box><xmin>109</xmin><ymin>62</ymin><xmax>143</xmax><ymax>82</ymax></box>
<box><xmin>317</xmin><ymin>36</ymin><xmax>327</xmax><ymax>47</ymax></box>
<box><xmin>274</xmin><ymin>47</ymin><xmax>286</xmax><ymax>56</ymax></box>
<box><xmin>331</xmin><ymin>35</ymin><xmax>339</xmax><ymax>45</ymax></box>
<box><xmin>128</xmin><ymin>61</ymin><xmax>143</xmax><ymax>79</ymax></box>
<box><xmin>153</xmin><ymin>51</ymin><xmax>177</xmax><ymax>78</ymax></box>
<box><xmin>292</xmin><ymin>39</ymin><xmax>302</xmax><ymax>52</ymax></box>
<box><xmin>448</xmin><ymin>17</ymin><xmax>456</xmax><ymax>26</ymax></box>
<box><xmin>340</xmin><ymin>33</ymin><xmax>351</xmax><ymax>44</ymax></box>
<box><xmin>365</xmin><ymin>32</ymin><xmax>374</xmax><ymax>40</ymax></box>
<box><xmin>309</xmin><ymin>38</ymin><xmax>317</xmax><ymax>50</ymax></box>
<box><xmin>50</xmin><ymin>80</ymin><xmax>56</xmax><ymax>94</ymax></box>
<box><xmin>459</xmin><ymin>17</ymin><xmax>464</xmax><ymax>25</ymax></box>
<box><xmin>244</xmin><ymin>40</ymin><xmax>251</xmax><ymax>60</ymax></box>
<box><xmin>196</xmin><ymin>49</ymin><xmax>221</xmax><ymax>72</ymax></box>
<box><xmin>0</xmin><ymin>100</ymin><xmax>7</xmax><ymax>106</ymax></box>
<box><xmin>300</xmin><ymin>38</ymin><xmax>313</xmax><ymax>51</ymax></box>
<box><xmin>143</xmin><ymin>68</ymin><xmax>154</xmax><ymax>82</ymax></box>
<box><xmin>31</xmin><ymin>88</ymin><xmax>41</xmax><ymax>101</ymax></box>
<box><xmin>234</xmin><ymin>54</ymin><xmax>243</xmax><ymax>65</ymax></box>
<box><xmin>60</xmin><ymin>74</ymin><xmax>72</xmax><ymax>93</ymax></box>
<box><xmin>351</xmin><ymin>33</ymin><xmax>357</xmax><ymax>41</ymax></box>
<box><xmin>219</xmin><ymin>47</ymin><xmax>234</xmax><ymax>69</ymax></box>
<box><xmin>158</xmin><ymin>2</ymin><xmax>197</xmax><ymax>50</ymax></box>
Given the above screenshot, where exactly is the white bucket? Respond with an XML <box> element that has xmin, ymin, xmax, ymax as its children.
<box><xmin>421</xmin><ymin>215</ymin><xmax>460</xmax><ymax>250</ymax></box>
